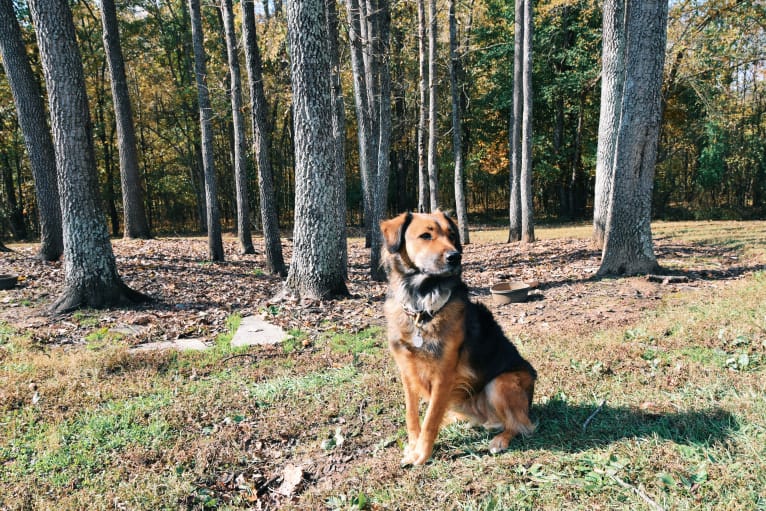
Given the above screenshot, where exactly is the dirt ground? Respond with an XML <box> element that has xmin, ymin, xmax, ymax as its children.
<box><xmin>0</xmin><ymin>232</ymin><xmax>756</xmax><ymax>349</ymax></box>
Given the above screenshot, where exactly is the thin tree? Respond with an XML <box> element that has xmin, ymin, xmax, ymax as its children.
<box><xmin>346</xmin><ymin>0</ymin><xmax>391</xmax><ymax>281</ymax></box>
<box><xmin>188</xmin><ymin>0</ymin><xmax>224</xmax><ymax>261</ymax></box>
<box><xmin>220</xmin><ymin>0</ymin><xmax>254</xmax><ymax>254</ymax></box>
<box><xmin>241</xmin><ymin>0</ymin><xmax>286</xmax><ymax>275</ymax></box>
<box><xmin>100</xmin><ymin>0</ymin><xmax>151</xmax><ymax>239</ymax></box>
<box><xmin>448</xmin><ymin>0</ymin><xmax>469</xmax><ymax>244</ymax></box>
<box><xmin>345</xmin><ymin>0</ymin><xmax>374</xmax><ymax>249</ymax></box>
<box><xmin>372</xmin><ymin>0</ymin><xmax>393</xmax><ymax>281</ymax></box>
<box><xmin>326</xmin><ymin>0</ymin><xmax>348</xmax><ymax>276</ymax></box>
<box><xmin>416</xmin><ymin>0</ymin><xmax>429</xmax><ymax>212</ymax></box>
<box><xmin>27</xmin><ymin>0</ymin><xmax>147</xmax><ymax>313</ymax></box>
<box><xmin>597</xmin><ymin>0</ymin><xmax>667</xmax><ymax>276</ymax></box>
<box><xmin>426</xmin><ymin>0</ymin><xmax>439</xmax><ymax>211</ymax></box>
<box><xmin>0</xmin><ymin>0</ymin><xmax>63</xmax><ymax>260</ymax></box>
<box><xmin>592</xmin><ymin>0</ymin><xmax>624</xmax><ymax>249</ymax></box>
<box><xmin>520</xmin><ymin>0</ymin><xmax>534</xmax><ymax>243</ymax></box>
<box><xmin>284</xmin><ymin>0</ymin><xmax>349</xmax><ymax>298</ymax></box>
<box><xmin>507</xmin><ymin>0</ymin><xmax>523</xmax><ymax>242</ymax></box>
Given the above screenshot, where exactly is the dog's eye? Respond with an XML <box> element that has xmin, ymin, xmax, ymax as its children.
<box><xmin>419</xmin><ymin>232</ymin><xmax>432</xmax><ymax>240</ymax></box>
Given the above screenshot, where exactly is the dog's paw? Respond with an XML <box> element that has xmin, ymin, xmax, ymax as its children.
<box><xmin>488</xmin><ymin>434</ymin><xmax>510</xmax><ymax>454</ymax></box>
<box><xmin>401</xmin><ymin>442</ymin><xmax>433</xmax><ymax>466</ymax></box>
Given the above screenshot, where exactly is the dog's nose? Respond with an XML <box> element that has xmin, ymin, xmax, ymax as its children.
<box><xmin>446</xmin><ymin>251</ymin><xmax>462</xmax><ymax>264</ymax></box>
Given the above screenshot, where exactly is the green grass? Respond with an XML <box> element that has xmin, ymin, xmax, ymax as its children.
<box><xmin>1</xmin><ymin>222</ymin><xmax>765</xmax><ymax>509</ymax></box>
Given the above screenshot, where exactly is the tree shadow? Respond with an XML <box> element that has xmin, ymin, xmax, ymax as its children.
<box><xmin>441</xmin><ymin>398</ymin><xmax>738</xmax><ymax>457</ymax></box>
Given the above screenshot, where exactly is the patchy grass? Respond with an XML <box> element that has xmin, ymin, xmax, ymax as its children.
<box><xmin>1</xmin><ymin>222</ymin><xmax>765</xmax><ymax>509</ymax></box>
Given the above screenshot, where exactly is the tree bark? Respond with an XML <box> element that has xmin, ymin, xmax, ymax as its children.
<box><xmin>507</xmin><ymin>0</ymin><xmax>523</xmax><ymax>242</ymax></box>
<box><xmin>417</xmin><ymin>0</ymin><xmax>429</xmax><ymax>213</ymax></box>
<box><xmin>346</xmin><ymin>0</ymin><xmax>374</xmax><ymax>247</ymax></box>
<box><xmin>449</xmin><ymin>0</ymin><xmax>469</xmax><ymax>244</ymax></box>
<box><xmin>326</xmin><ymin>0</ymin><xmax>348</xmax><ymax>277</ymax></box>
<box><xmin>100</xmin><ymin>0</ymin><xmax>151</xmax><ymax>239</ymax></box>
<box><xmin>242</xmin><ymin>0</ymin><xmax>286</xmax><ymax>275</ymax></box>
<box><xmin>27</xmin><ymin>0</ymin><xmax>147</xmax><ymax>313</ymax></box>
<box><xmin>188</xmin><ymin>0</ymin><xmax>224</xmax><ymax>261</ymax></box>
<box><xmin>371</xmin><ymin>0</ymin><xmax>392</xmax><ymax>280</ymax></box>
<box><xmin>284</xmin><ymin>0</ymin><xmax>348</xmax><ymax>299</ymax></box>
<box><xmin>0</xmin><ymin>0</ymin><xmax>63</xmax><ymax>260</ymax></box>
<box><xmin>520</xmin><ymin>0</ymin><xmax>534</xmax><ymax>243</ymax></box>
<box><xmin>597</xmin><ymin>0</ymin><xmax>667</xmax><ymax>276</ymax></box>
<box><xmin>593</xmin><ymin>0</ymin><xmax>624</xmax><ymax>248</ymax></box>
<box><xmin>220</xmin><ymin>0</ymin><xmax>254</xmax><ymax>254</ymax></box>
<box><xmin>427</xmin><ymin>0</ymin><xmax>439</xmax><ymax>211</ymax></box>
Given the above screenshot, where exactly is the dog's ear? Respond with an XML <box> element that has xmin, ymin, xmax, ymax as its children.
<box><xmin>380</xmin><ymin>212</ymin><xmax>412</xmax><ymax>254</ymax></box>
<box><xmin>439</xmin><ymin>210</ymin><xmax>463</xmax><ymax>253</ymax></box>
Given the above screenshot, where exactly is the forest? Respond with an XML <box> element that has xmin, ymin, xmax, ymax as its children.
<box><xmin>0</xmin><ymin>0</ymin><xmax>764</xmax><ymax>245</ymax></box>
<box><xmin>1</xmin><ymin>0</ymin><xmax>765</xmax><ymax>508</ymax></box>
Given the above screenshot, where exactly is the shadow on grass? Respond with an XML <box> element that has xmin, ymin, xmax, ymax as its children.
<box><xmin>441</xmin><ymin>398</ymin><xmax>738</xmax><ymax>458</ymax></box>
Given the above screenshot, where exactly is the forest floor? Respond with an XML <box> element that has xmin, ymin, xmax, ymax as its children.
<box><xmin>1</xmin><ymin>221</ymin><xmax>765</xmax><ymax>510</ymax></box>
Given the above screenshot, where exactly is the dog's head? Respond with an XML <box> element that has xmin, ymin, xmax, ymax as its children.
<box><xmin>380</xmin><ymin>211</ymin><xmax>462</xmax><ymax>277</ymax></box>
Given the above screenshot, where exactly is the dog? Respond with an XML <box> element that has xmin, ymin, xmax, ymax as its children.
<box><xmin>380</xmin><ymin>211</ymin><xmax>536</xmax><ymax>465</ymax></box>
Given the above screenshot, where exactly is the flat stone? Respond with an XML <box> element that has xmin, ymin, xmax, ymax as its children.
<box><xmin>129</xmin><ymin>338</ymin><xmax>209</xmax><ymax>353</ymax></box>
<box><xmin>231</xmin><ymin>315</ymin><xmax>288</xmax><ymax>347</ymax></box>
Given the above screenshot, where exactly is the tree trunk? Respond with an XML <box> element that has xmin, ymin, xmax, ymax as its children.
<box><xmin>507</xmin><ymin>0</ymin><xmax>523</xmax><ymax>242</ymax></box>
<box><xmin>0</xmin><ymin>0</ymin><xmax>63</xmax><ymax>260</ymax></box>
<box><xmin>242</xmin><ymin>0</ymin><xmax>286</xmax><ymax>275</ymax></box>
<box><xmin>326</xmin><ymin>0</ymin><xmax>348</xmax><ymax>277</ymax></box>
<box><xmin>520</xmin><ymin>0</ymin><xmax>534</xmax><ymax>243</ymax></box>
<box><xmin>100</xmin><ymin>0</ymin><xmax>151</xmax><ymax>239</ymax></box>
<box><xmin>220</xmin><ymin>0</ymin><xmax>254</xmax><ymax>254</ymax></box>
<box><xmin>427</xmin><ymin>0</ymin><xmax>439</xmax><ymax>211</ymax></box>
<box><xmin>346</xmin><ymin>0</ymin><xmax>377</xmax><ymax>259</ymax></box>
<box><xmin>27</xmin><ymin>0</ymin><xmax>147</xmax><ymax>313</ymax></box>
<box><xmin>188</xmin><ymin>0</ymin><xmax>224</xmax><ymax>261</ymax></box>
<box><xmin>371</xmin><ymin>0</ymin><xmax>392</xmax><ymax>281</ymax></box>
<box><xmin>449</xmin><ymin>0</ymin><xmax>469</xmax><ymax>244</ymax></box>
<box><xmin>417</xmin><ymin>0</ymin><xmax>429</xmax><ymax>213</ymax></box>
<box><xmin>597</xmin><ymin>0</ymin><xmax>667</xmax><ymax>276</ymax></box>
<box><xmin>284</xmin><ymin>0</ymin><xmax>348</xmax><ymax>299</ymax></box>
<box><xmin>593</xmin><ymin>0</ymin><xmax>624</xmax><ymax>248</ymax></box>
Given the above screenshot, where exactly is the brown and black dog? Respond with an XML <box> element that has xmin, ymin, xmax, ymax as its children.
<box><xmin>380</xmin><ymin>211</ymin><xmax>536</xmax><ymax>465</ymax></box>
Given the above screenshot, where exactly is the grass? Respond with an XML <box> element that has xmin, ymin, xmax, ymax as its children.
<box><xmin>1</xmin><ymin>221</ymin><xmax>765</xmax><ymax>509</ymax></box>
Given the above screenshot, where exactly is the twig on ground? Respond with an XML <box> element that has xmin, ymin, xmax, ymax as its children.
<box><xmin>582</xmin><ymin>399</ymin><xmax>606</xmax><ymax>431</ymax></box>
<box><xmin>647</xmin><ymin>274</ymin><xmax>689</xmax><ymax>284</ymax></box>
<box><xmin>610</xmin><ymin>474</ymin><xmax>665</xmax><ymax>511</ymax></box>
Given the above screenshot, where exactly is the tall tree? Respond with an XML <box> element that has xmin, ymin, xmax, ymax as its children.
<box><xmin>188</xmin><ymin>0</ymin><xmax>224</xmax><ymax>261</ymax></box>
<box><xmin>592</xmin><ymin>0</ymin><xmax>624</xmax><ymax>248</ymax></box>
<box><xmin>597</xmin><ymin>0</ymin><xmax>667</xmax><ymax>276</ymax></box>
<box><xmin>372</xmin><ymin>0</ymin><xmax>393</xmax><ymax>280</ymax></box>
<box><xmin>449</xmin><ymin>0</ymin><xmax>469</xmax><ymax>244</ymax></box>
<box><xmin>345</xmin><ymin>0</ymin><xmax>374</xmax><ymax>250</ymax></box>
<box><xmin>27</xmin><ymin>0</ymin><xmax>147</xmax><ymax>313</ymax></box>
<box><xmin>100</xmin><ymin>0</ymin><xmax>151</xmax><ymax>239</ymax></box>
<box><xmin>416</xmin><ymin>0</ymin><xmax>429</xmax><ymax>213</ymax></box>
<box><xmin>426</xmin><ymin>0</ymin><xmax>439</xmax><ymax>211</ymax></box>
<box><xmin>520</xmin><ymin>0</ymin><xmax>534</xmax><ymax>243</ymax></box>
<box><xmin>241</xmin><ymin>0</ymin><xmax>286</xmax><ymax>275</ymax></box>
<box><xmin>284</xmin><ymin>0</ymin><xmax>348</xmax><ymax>298</ymax></box>
<box><xmin>0</xmin><ymin>0</ymin><xmax>63</xmax><ymax>260</ymax></box>
<box><xmin>220</xmin><ymin>0</ymin><xmax>254</xmax><ymax>254</ymax></box>
<box><xmin>327</xmin><ymin>0</ymin><xmax>349</xmax><ymax>277</ymax></box>
<box><xmin>346</xmin><ymin>0</ymin><xmax>392</xmax><ymax>281</ymax></box>
<box><xmin>507</xmin><ymin>0</ymin><xmax>523</xmax><ymax>242</ymax></box>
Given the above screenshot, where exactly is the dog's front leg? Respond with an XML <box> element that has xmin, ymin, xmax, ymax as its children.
<box><xmin>400</xmin><ymin>371</ymin><xmax>422</xmax><ymax>463</ymax></box>
<box><xmin>402</xmin><ymin>376</ymin><xmax>453</xmax><ymax>465</ymax></box>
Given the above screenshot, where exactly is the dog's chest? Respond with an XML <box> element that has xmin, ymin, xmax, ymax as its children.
<box><xmin>384</xmin><ymin>299</ymin><xmax>465</xmax><ymax>359</ymax></box>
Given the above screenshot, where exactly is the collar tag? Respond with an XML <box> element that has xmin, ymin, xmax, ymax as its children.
<box><xmin>412</xmin><ymin>329</ymin><xmax>424</xmax><ymax>348</ymax></box>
